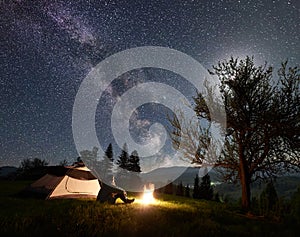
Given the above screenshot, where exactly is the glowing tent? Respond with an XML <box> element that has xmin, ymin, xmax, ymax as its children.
<box><xmin>25</xmin><ymin>164</ymin><xmax>100</xmax><ymax>199</ymax></box>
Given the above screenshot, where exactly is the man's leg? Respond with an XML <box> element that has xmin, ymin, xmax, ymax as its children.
<box><xmin>114</xmin><ymin>192</ymin><xmax>135</xmax><ymax>203</ymax></box>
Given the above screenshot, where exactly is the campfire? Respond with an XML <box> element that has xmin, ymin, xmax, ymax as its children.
<box><xmin>141</xmin><ymin>183</ymin><xmax>155</xmax><ymax>204</ymax></box>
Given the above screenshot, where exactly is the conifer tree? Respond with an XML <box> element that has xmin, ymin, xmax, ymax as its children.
<box><xmin>105</xmin><ymin>143</ymin><xmax>113</xmax><ymax>162</ymax></box>
<box><xmin>193</xmin><ymin>174</ymin><xmax>200</xmax><ymax>199</ymax></box>
<box><xmin>117</xmin><ymin>143</ymin><xmax>129</xmax><ymax>170</ymax></box>
<box><xmin>260</xmin><ymin>181</ymin><xmax>279</xmax><ymax>215</ymax></box>
<box><xmin>103</xmin><ymin>143</ymin><xmax>114</xmax><ymax>180</ymax></box>
<box><xmin>199</xmin><ymin>172</ymin><xmax>214</xmax><ymax>200</ymax></box>
<box><xmin>185</xmin><ymin>185</ymin><xmax>190</xmax><ymax>198</ymax></box>
<box><xmin>176</xmin><ymin>181</ymin><xmax>184</xmax><ymax>196</ymax></box>
<box><xmin>128</xmin><ymin>150</ymin><xmax>141</xmax><ymax>172</ymax></box>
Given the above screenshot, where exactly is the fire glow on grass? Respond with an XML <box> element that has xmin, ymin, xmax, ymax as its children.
<box><xmin>141</xmin><ymin>183</ymin><xmax>155</xmax><ymax>205</ymax></box>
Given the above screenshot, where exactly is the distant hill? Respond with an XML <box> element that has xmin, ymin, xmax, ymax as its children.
<box><xmin>141</xmin><ymin>166</ymin><xmax>188</xmax><ymax>188</ymax></box>
<box><xmin>0</xmin><ymin>166</ymin><xmax>18</xmax><ymax>179</ymax></box>
<box><xmin>141</xmin><ymin>166</ymin><xmax>300</xmax><ymax>201</ymax></box>
<box><xmin>141</xmin><ymin>166</ymin><xmax>220</xmax><ymax>188</ymax></box>
<box><xmin>173</xmin><ymin>167</ymin><xmax>221</xmax><ymax>185</ymax></box>
<box><xmin>214</xmin><ymin>175</ymin><xmax>300</xmax><ymax>202</ymax></box>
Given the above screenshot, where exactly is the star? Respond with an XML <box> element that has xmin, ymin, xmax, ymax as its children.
<box><xmin>0</xmin><ymin>0</ymin><xmax>299</xmax><ymax>167</ymax></box>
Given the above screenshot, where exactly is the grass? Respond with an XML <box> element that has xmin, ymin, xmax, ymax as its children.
<box><xmin>0</xmin><ymin>180</ymin><xmax>298</xmax><ymax>237</ymax></box>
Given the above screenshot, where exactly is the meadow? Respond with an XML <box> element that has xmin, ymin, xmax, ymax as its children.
<box><xmin>0</xmin><ymin>180</ymin><xmax>298</xmax><ymax>237</ymax></box>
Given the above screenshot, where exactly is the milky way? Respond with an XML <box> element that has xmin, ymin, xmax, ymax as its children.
<box><xmin>1</xmin><ymin>0</ymin><xmax>299</xmax><ymax>167</ymax></box>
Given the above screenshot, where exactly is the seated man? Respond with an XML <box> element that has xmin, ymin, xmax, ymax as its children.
<box><xmin>97</xmin><ymin>177</ymin><xmax>134</xmax><ymax>204</ymax></box>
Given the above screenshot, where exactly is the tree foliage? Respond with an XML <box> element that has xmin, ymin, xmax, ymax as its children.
<box><xmin>19</xmin><ymin>158</ymin><xmax>48</xmax><ymax>171</ymax></box>
<box><xmin>79</xmin><ymin>147</ymin><xmax>98</xmax><ymax>163</ymax></box>
<box><xmin>291</xmin><ymin>187</ymin><xmax>300</xmax><ymax>223</ymax></box>
<box><xmin>17</xmin><ymin>158</ymin><xmax>48</xmax><ymax>179</ymax></box>
<box><xmin>105</xmin><ymin>143</ymin><xmax>113</xmax><ymax>162</ymax></box>
<box><xmin>184</xmin><ymin>184</ymin><xmax>191</xmax><ymax>198</ymax></box>
<box><xmin>259</xmin><ymin>182</ymin><xmax>279</xmax><ymax>216</ymax></box>
<box><xmin>59</xmin><ymin>159</ymin><xmax>69</xmax><ymax>166</ymax></box>
<box><xmin>192</xmin><ymin>171</ymin><xmax>214</xmax><ymax>200</ymax></box>
<box><xmin>117</xmin><ymin>143</ymin><xmax>129</xmax><ymax>170</ymax></box>
<box><xmin>176</xmin><ymin>181</ymin><xmax>184</xmax><ymax>196</ymax></box>
<box><xmin>117</xmin><ymin>144</ymin><xmax>141</xmax><ymax>173</ymax></box>
<box><xmin>102</xmin><ymin>143</ymin><xmax>115</xmax><ymax>181</ymax></box>
<box><xmin>199</xmin><ymin>172</ymin><xmax>214</xmax><ymax>200</ymax></box>
<box><xmin>128</xmin><ymin>150</ymin><xmax>141</xmax><ymax>172</ymax></box>
<box><xmin>193</xmin><ymin>174</ymin><xmax>200</xmax><ymax>199</ymax></box>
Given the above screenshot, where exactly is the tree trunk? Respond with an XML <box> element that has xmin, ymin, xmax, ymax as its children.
<box><xmin>239</xmin><ymin>142</ymin><xmax>251</xmax><ymax>210</ymax></box>
<box><xmin>240</xmin><ymin>161</ymin><xmax>251</xmax><ymax>210</ymax></box>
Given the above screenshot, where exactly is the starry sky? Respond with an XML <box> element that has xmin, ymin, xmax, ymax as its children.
<box><xmin>1</xmin><ymin>0</ymin><xmax>299</xmax><ymax>168</ymax></box>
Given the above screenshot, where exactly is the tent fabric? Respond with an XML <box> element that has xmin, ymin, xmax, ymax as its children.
<box><xmin>66</xmin><ymin>168</ymin><xmax>98</xmax><ymax>180</ymax></box>
<box><xmin>48</xmin><ymin>175</ymin><xmax>100</xmax><ymax>199</ymax></box>
<box><xmin>30</xmin><ymin>174</ymin><xmax>63</xmax><ymax>195</ymax></box>
<box><xmin>25</xmin><ymin>165</ymin><xmax>100</xmax><ymax>199</ymax></box>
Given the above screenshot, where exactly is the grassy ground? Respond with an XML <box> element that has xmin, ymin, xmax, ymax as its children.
<box><xmin>0</xmin><ymin>180</ymin><xmax>297</xmax><ymax>237</ymax></box>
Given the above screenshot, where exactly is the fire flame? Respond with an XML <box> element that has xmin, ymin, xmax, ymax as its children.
<box><xmin>141</xmin><ymin>183</ymin><xmax>155</xmax><ymax>204</ymax></box>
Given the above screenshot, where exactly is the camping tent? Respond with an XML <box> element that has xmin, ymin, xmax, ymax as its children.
<box><xmin>25</xmin><ymin>164</ymin><xmax>100</xmax><ymax>199</ymax></box>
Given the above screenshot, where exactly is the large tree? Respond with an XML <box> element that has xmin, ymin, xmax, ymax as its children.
<box><xmin>171</xmin><ymin>57</ymin><xmax>300</xmax><ymax>210</ymax></box>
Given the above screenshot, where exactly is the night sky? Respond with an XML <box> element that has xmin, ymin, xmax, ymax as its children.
<box><xmin>1</xmin><ymin>0</ymin><xmax>299</xmax><ymax>168</ymax></box>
